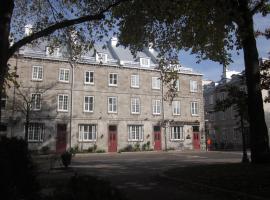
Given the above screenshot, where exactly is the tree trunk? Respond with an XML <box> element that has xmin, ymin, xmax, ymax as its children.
<box><xmin>25</xmin><ymin>105</ymin><xmax>30</xmax><ymax>148</ymax></box>
<box><xmin>0</xmin><ymin>0</ymin><xmax>14</xmax><ymax>123</ymax></box>
<box><xmin>237</xmin><ymin>1</ymin><xmax>270</xmax><ymax>163</ymax></box>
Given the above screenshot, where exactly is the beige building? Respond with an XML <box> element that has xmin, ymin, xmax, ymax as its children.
<box><xmin>1</xmin><ymin>38</ymin><xmax>205</xmax><ymax>152</ymax></box>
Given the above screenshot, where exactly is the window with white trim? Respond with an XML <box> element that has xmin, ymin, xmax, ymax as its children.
<box><xmin>96</xmin><ymin>52</ymin><xmax>108</xmax><ymax>63</ymax></box>
<box><xmin>31</xmin><ymin>93</ymin><xmax>41</xmax><ymax>110</ymax></box>
<box><xmin>79</xmin><ymin>124</ymin><xmax>97</xmax><ymax>141</ymax></box>
<box><xmin>46</xmin><ymin>47</ymin><xmax>60</xmax><ymax>57</ymax></box>
<box><xmin>84</xmin><ymin>96</ymin><xmax>94</xmax><ymax>112</ymax></box>
<box><xmin>58</xmin><ymin>94</ymin><xmax>68</xmax><ymax>112</ymax></box>
<box><xmin>85</xmin><ymin>71</ymin><xmax>94</xmax><ymax>84</ymax></box>
<box><xmin>190</xmin><ymin>80</ymin><xmax>198</xmax><ymax>92</ymax></box>
<box><xmin>109</xmin><ymin>73</ymin><xmax>118</xmax><ymax>86</ymax></box>
<box><xmin>131</xmin><ymin>74</ymin><xmax>139</xmax><ymax>88</ymax></box>
<box><xmin>32</xmin><ymin>66</ymin><xmax>43</xmax><ymax>81</ymax></box>
<box><xmin>28</xmin><ymin>123</ymin><xmax>44</xmax><ymax>142</ymax></box>
<box><xmin>131</xmin><ymin>97</ymin><xmax>140</xmax><ymax>114</ymax></box>
<box><xmin>152</xmin><ymin>99</ymin><xmax>161</xmax><ymax>115</ymax></box>
<box><xmin>128</xmin><ymin>125</ymin><xmax>143</xmax><ymax>141</ymax></box>
<box><xmin>140</xmin><ymin>58</ymin><xmax>150</xmax><ymax>67</ymax></box>
<box><xmin>59</xmin><ymin>68</ymin><xmax>70</xmax><ymax>82</ymax></box>
<box><xmin>152</xmin><ymin>77</ymin><xmax>160</xmax><ymax>90</ymax></box>
<box><xmin>108</xmin><ymin>97</ymin><xmax>117</xmax><ymax>113</ymax></box>
<box><xmin>172</xmin><ymin>101</ymin><xmax>181</xmax><ymax>115</ymax></box>
<box><xmin>191</xmin><ymin>101</ymin><xmax>199</xmax><ymax>116</ymax></box>
<box><xmin>170</xmin><ymin>126</ymin><xmax>184</xmax><ymax>141</ymax></box>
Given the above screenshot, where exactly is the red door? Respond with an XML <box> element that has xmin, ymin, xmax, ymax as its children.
<box><xmin>154</xmin><ymin>126</ymin><xmax>162</xmax><ymax>151</ymax></box>
<box><xmin>56</xmin><ymin>124</ymin><xmax>67</xmax><ymax>153</ymax></box>
<box><xmin>193</xmin><ymin>132</ymin><xmax>200</xmax><ymax>150</ymax></box>
<box><xmin>108</xmin><ymin>125</ymin><xmax>117</xmax><ymax>152</ymax></box>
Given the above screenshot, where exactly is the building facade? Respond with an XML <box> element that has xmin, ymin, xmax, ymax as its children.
<box><xmin>1</xmin><ymin>38</ymin><xmax>205</xmax><ymax>152</ymax></box>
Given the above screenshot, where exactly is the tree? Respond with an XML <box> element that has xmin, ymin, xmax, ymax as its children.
<box><xmin>260</xmin><ymin>57</ymin><xmax>270</xmax><ymax>102</ymax></box>
<box><xmin>0</xmin><ymin>0</ymin><xmax>128</xmax><ymax>123</ymax></box>
<box><xmin>114</xmin><ymin>0</ymin><xmax>270</xmax><ymax>163</ymax></box>
<box><xmin>214</xmin><ymin>78</ymin><xmax>250</xmax><ymax>163</ymax></box>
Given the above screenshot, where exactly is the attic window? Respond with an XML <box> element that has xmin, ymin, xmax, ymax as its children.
<box><xmin>140</xmin><ymin>58</ymin><xmax>150</xmax><ymax>68</ymax></box>
<box><xmin>96</xmin><ymin>52</ymin><xmax>107</xmax><ymax>64</ymax></box>
<box><xmin>46</xmin><ymin>47</ymin><xmax>60</xmax><ymax>57</ymax></box>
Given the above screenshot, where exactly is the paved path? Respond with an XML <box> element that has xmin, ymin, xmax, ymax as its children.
<box><xmin>71</xmin><ymin>151</ymin><xmax>243</xmax><ymax>200</ymax></box>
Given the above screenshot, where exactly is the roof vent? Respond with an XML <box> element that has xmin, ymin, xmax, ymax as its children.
<box><xmin>110</xmin><ymin>37</ymin><xmax>118</xmax><ymax>46</ymax></box>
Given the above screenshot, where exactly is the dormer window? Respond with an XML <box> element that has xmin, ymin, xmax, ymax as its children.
<box><xmin>46</xmin><ymin>47</ymin><xmax>60</xmax><ymax>57</ymax></box>
<box><xmin>96</xmin><ymin>52</ymin><xmax>107</xmax><ymax>64</ymax></box>
<box><xmin>140</xmin><ymin>57</ymin><xmax>150</xmax><ymax>68</ymax></box>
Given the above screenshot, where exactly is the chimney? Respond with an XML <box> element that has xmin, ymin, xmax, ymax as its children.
<box><xmin>110</xmin><ymin>37</ymin><xmax>118</xmax><ymax>46</ymax></box>
<box><xmin>25</xmin><ymin>24</ymin><xmax>33</xmax><ymax>36</ymax></box>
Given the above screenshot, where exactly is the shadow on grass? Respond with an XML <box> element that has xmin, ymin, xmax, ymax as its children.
<box><xmin>164</xmin><ymin>163</ymin><xmax>270</xmax><ymax>200</ymax></box>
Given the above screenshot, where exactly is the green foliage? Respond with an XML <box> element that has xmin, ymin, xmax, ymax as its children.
<box><xmin>87</xmin><ymin>144</ymin><xmax>97</xmax><ymax>153</ymax></box>
<box><xmin>260</xmin><ymin>58</ymin><xmax>270</xmax><ymax>102</ymax></box>
<box><xmin>0</xmin><ymin>136</ymin><xmax>39</xmax><ymax>200</ymax></box>
<box><xmin>61</xmin><ymin>151</ymin><xmax>72</xmax><ymax>168</ymax></box>
<box><xmin>40</xmin><ymin>145</ymin><xmax>50</xmax><ymax>155</ymax></box>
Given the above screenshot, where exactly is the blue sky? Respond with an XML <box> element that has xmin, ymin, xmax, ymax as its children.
<box><xmin>179</xmin><ymin>14</ymin><xmax>270</xmax><ymax>81</ymax></box>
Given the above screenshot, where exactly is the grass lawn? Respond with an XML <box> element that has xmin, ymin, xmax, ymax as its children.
<box><xmin>165</xmin><ymin>163</ymin><xmax>270</xmax><ymax>200</ymax></box>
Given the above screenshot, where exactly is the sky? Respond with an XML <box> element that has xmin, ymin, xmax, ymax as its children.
<box><xmin>179</xmin><ymin>14</ymin><xmax>270</xmax><ymax>82</ymax></box>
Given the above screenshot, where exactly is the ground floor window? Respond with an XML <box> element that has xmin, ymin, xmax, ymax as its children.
<box><xmin>128</xmin><ymin>125</ymin><xmax>143</xmax><ymax>141</ymax></box>
<box><xmin>28</xmin><ymin>123</ymin><xmax>44</xmax><ymax>142</ymax></box>
<box><xmin>79</xmin><ymin>124</ymin><xmax>97</xmax><ymax>141</ymax></box>
<box><xmin>170</xmin><ymin>126</ymin><xmax>184</xmax><ymax>141</ymax></box>
<box><xmin>0</xmin><ymin>123</ymin><xmax>7</xmax><ymax>133</ymax></box>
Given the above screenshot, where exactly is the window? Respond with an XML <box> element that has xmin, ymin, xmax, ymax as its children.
<box><xmin>28</xmin><ymin>123</ymin><xmax>44</xmax><ymax>142</ymax></box>
<box><xmin>152</xmin><ymin>77</ymin><xmax>160</xmax><ymax>90</ymax></box>
<box><xmin>191</xmin><ymin>101</ymin><xmax>199</xmax><ymax>116</ymax></box>
<box><xmin>233</xmin><ymin>127</ymin><xmax>239</xmax><ymax>140</ymax></box>
<box><xmin>1</xmin><ymin>95</ymin><xmax>6</xmax><ymax>109</ymax></box>
<box><xmin>131</xmin><ymin>75</ymin><xmax>139</xmax><ymax>88</ymax></box>
<box><xmin>175</xmin><ymin>79</ymin><xmax>180</xmax><ymax>91</ymax></box>
<box><xmin>59</xmin><ymin>68</ymin><xmax>70</xmax><ymax>82</ymax></box>
<box><xmin>172</xmin><ymin>101</ymin><xmax>181</xmax><ymax>115</ymax></box>
<box><xmin>79</xmin><ymin>124</ymin><xmax>97</xmax><ymax>141</ymax></box>
<box><xmin>152</xmin><ymin>99</ymin><xmax>161</xmax><ymax>115</ymax></box>
<box><xmin>171</xmin><ymin>126</ymin><xmax>184</xmax><ymax>141</ymax></box>
<box><xmin>131</xmin><ymin>97</ymin><xmax>140</xmax><ymax>114</ymax></box>
<box><xmin>209</xmin><ymin>95</ymin><xmax>214</xmax><ymax>105</ymax></box>
<box><xmin>128</xmin><ymin>125</ymin><xmax>143</xmax><ymax>141</ymax></box>
<box><xmin>109</xmin><ymin>73</ymin><xmax>118</xmax><ymax>86</ymax></box>
<box><xmin>209</xmin><ymin>112</ymin><xmax>215</xmax><ymax>121</ymax></box>
<box><xmin>84</xmin><ymin>96</ymin><xmax>94</xmax><ymax>112</ymax></box>
<box><xmin>108</xmin><ymin>97</ymin><xmax>117</xmax><ymax>113</ymax></box>
<box><xmin>31</xmin><ymin>93</ymin><xmax>41</xmax><ymax>110</ymax></box>
<box><xmin>46</xmin><ymin>47</ymin><xmax>60</xmax><ymax>57</ymax></box>
<box><xmin>32</xmin><ymin>66</ymin><xmax>43</xmax><ymax>81</ymax></box>
<box><xmin>140</xmin><ymin>58</ymin><xmax>150</xmax><ymax>67</ymax></box>
<box><xmin>190</xmin><ymin>80</ymin><xmax>198</xmax><ymax>92</ymax></box>
<box><xmin>0</xmin><ymin>123</ymin><xmax>7</xmax><ymax>133</ymax></box>
<box><xmin>96</xmin><ymin>52</ymin><xmax>108</xmax><ymax>63</ymax></box>
<box><xmin>85</xmin><ymin>71</ymin><xmax>94</xmax><ymax>84</ymax></box>
<box><xmin>58</xmin><ymin>94</ymin><xmax>68</xmax><ymax>112</ymax></box>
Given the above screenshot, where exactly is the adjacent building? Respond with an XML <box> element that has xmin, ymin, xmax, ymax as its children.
<box><xmin>1</xmin><ymin>38</ymin><xmax>205</xmax><ymax>152</ymax></box>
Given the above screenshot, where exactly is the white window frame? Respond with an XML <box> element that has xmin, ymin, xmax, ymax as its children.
<box><xmin>32</xmin><ymin>66</ymin><xmax>43</xmax><ymax>81</ymax></box>
<box><xmin>108</xmin><ymin>97</ymin><xmax>117</xmax><ymax>113</ymax></box>
<box><xmin>172</xmin><ymin>100</ymin><xmax>181</xmax><ymax>115</ymax></box>
<box><xmin>191</xmin><ymin>101</ymin><xmax>199</xmax><ymax>116</ymax></box>
<box><xmin>59</xmin><ymin>68</ymin><xmax>70</xmax><ymax>83</ymax></box>
<box><xmin>1</xmin><ymin>95</ymin><xmax>7</xmax><ymax>110</ymax></box>
<box><xmin>170</xmin><ymin>126</ymin><xmax>184</xmax><ymax>141</ymax></box>
<box><xmin>128</xmin><ymin>125</ymin><xmax>144</xmax><ymax>142</ymax></box>
<box><xmin>152</xmin><ymin>77</ymin><xmax>161</xmax><ymax>90</ymax></box>
<box><xmin>96</xmin><ymin>52</ymin><xmax>108</xmax><ymax>63</ymax></box>
<box><xmin>31</xmin><ymin>93</ymin><xmax>41</xmax><ymax>111</ymax></box>
<box><xmin>131</xmin><ymin>97</ymin><xmax>140</xmax><ymax>114</ymax></box>
<box><xmin>84</xmin><ymin>96</ymin><xmax>94</xmax><ymax>112</ymax></box>
<box><xmin>109</xmin><ymin>73</ymin><xmax>118</xmax><ymax>86</ymax></box>
<box><xmin>79</xmin><ymin>124</ymin><xmax>97</xmax><ymax>142</ymax></box>
<box><xmin>85</xmin><ymin>71</ymin><xmax>94</xmax><ymax>85</ymax></box>
<box><xmin>140</xmin><ymin>57</ymin><xmax>150</xmax><ymax>68</ymax></box>
<box><xmin>27</xmin><ymin>123</ymin><xmax>44</xmax><ymax>142</ymax></box>
<box><xmin>152</xmin><ymin>99</ymin><xmax>161</xmax><ymax>115</ymax></box>
<box><xmin>58</xmin><ymin>94</ymin><xmax>69</xmax><ymax>112</ymax></box>
<box><xmin>190</xmin><ymin>80</ymin><xmax>198</xmax><ymax>92</ymax></box>
<box><xmin>131</xmin><ymin>74</ymin><xmax>139</xmax><ymax>88</ymax></box>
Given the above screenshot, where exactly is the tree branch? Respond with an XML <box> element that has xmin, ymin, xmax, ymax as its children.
<box><xmin>251</xmin><ymin>0</ymin><xmax>267</xmax><ymax>15</ymax></box>
<box><xmin>8</xmin><ymin>0</ymin><xmax>128</xmax><ymax>59</ymax></box>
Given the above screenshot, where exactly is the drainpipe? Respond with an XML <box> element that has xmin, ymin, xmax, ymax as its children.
<box><xmin>69</xmin><ymin>61</ymin><xmax>75</xmax><ymax>149</ymax></box>
<box><xmin>161</xmin><ymin>72</ymin><xmax>167</xmax><ymax>151</ymax></box>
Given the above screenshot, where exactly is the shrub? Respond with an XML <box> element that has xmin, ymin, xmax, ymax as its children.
<box><xmin>87</xmin><ymin>144</ymin><xmax>97</xmax><ymax>153</ymax></box>
<box><xmin>69</xmin><ymin>145</ymin><xmax>79</xmax><ymax>155</ymax></box>
<box><xmin>134</xmin><ymin>143</ymin><xmax>140</xmax><ymax>151</ymax></box>
<box><xmin>95</xmin><ymin>149</ymin><xmax>106</xmax><ymax>153</ymax></box>
<box><xmin>0</xmin><ymin>136</ymin><xmax>39</xmax><ymax>200</ymax></box>
<box><xmin>61</xmin><ymin>151</ymin><xmax>72</xmax><ymax>168</ymax></box>
<box><xmin>40</xmin><ymin>145</ymin><xmax>50</xmax><ymax>154</ymax></box>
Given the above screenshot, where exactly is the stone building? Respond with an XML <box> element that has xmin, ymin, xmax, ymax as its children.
<box><xmin>1</xmin><ymin>38</ymin><xmax>205</xmax><ymax>152</ymax></box>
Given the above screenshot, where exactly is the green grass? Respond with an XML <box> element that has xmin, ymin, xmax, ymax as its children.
<box><xmin>165</xmin><ymin>163</ymin><xmax>270</xmax><ymax>199</ymax></box>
